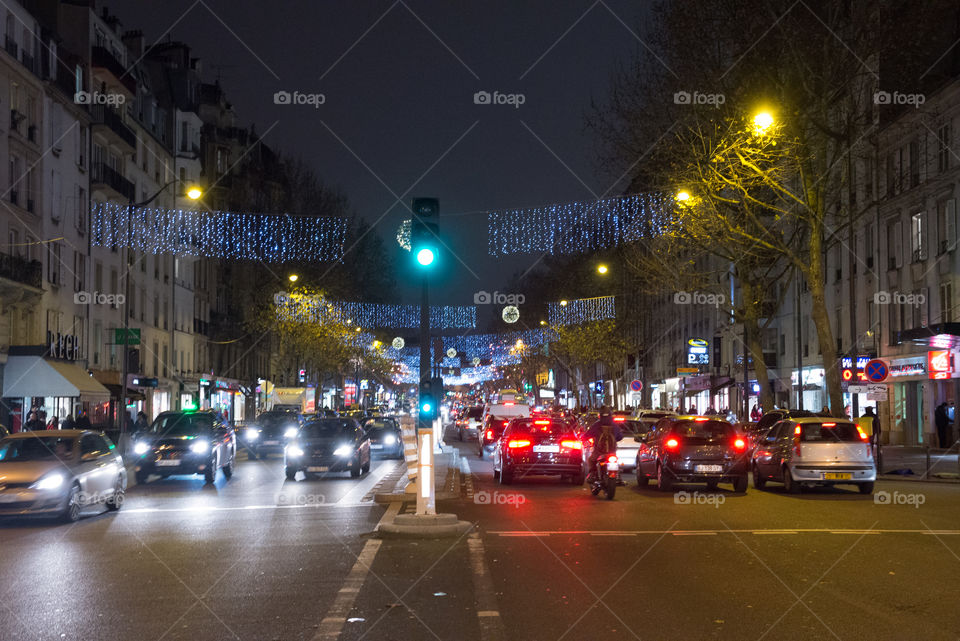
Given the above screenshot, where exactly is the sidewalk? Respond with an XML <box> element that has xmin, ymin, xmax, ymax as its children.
<box><xmin>879</xmin><ymin>445</ymin><xmax>960</xmax><ymax>482</ymax></box>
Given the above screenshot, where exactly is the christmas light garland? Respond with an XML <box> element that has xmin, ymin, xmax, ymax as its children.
<box><xmin>274</xmin><ymin>293</ymin><xmax>476</xmax><ymax>329</ymax></box>
<box><xmin>487</xmin><ymin>193</ymin><xmax>670</xmax><ymax>256</ymax></box>
<box><xmin>91</xmin><ymin>202</ymin><xmax>347</xmax><ymax>262</ymax></box>
<box><xmin>548</xmin><ymin>296</ymin><xmax>616</xmax><ymax>325</ymax></box>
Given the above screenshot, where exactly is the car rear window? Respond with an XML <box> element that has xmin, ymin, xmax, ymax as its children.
<box><xmin>670</xmin><ymin>420</ymin><xmax>735</xmax><ymax>440</ymax></box>
<box><xmin>799</xmin><ymin>422</ymin><xmax>861</xmax><ymax>442</ymax></box>
<box><xmin>466</xmin><ymin>407</ymin><xmax>483</xmax><ymax>418</ymax></box>
<box><xmin>618</xmin><ymin>420</ymin><xmax>645</xmax><ymax>435</ymax></box>
<box><xmin>509</xmin><ymin>420</ymin><xmax>569</xmax><ymax>436</ymax></box>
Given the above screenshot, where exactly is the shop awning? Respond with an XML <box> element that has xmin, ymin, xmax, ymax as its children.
<box><xmin>2</xmin><ymin>356</ymin><xmax>110</xmax><ymax>400</ymax></box>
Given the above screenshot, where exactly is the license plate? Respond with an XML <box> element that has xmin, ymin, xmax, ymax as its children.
<box><xmin>156</xmin><ymin>459</ymin><xmax>180</xmax><ymax>466</ymax></box>
<box><xmin>307</xmin><ymin>466</ymin><xmax>329</xmax><ymax>472</ymax></box>
<box><xmin>823</xmin><ymin>472</ymin><xmax>852</xmax><ymax>480</ymax></box>
<box><xmin>533</xmin><ymin>445</ymin><xmax>560</xmax><ymax>453</ymax></box>
<box><xmin>263</xmin><ymin>440</ymin><xmax>279</xmax><ymax>445</ymax></box>
<box><xmin>607</xmin><ymin>462</ymin><xmax>619</xmax><ymax>471</ymax></box>
<box><xmin>695</xmin><ymin>464</ymin><xmax>723</xmax><ymax>473</ymax></box>
<box><xmin>370</xmin><ymin>444</ymin><xmax>383</xmax><ymax>450</ymax></box>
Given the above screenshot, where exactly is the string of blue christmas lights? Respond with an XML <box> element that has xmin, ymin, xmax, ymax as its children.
<box><xmin>91</xmin><ymin>202</ymin><xmax>347</xmax><ymax>262</ymax></box>
<box><xmin>274</xmin><ymin>293</ymin><xmax>476</xmax><ymax>330</ymax></box>
<box><xmin>548</xmin><ymin>296</ymin><xmax>616</xmax><ymax>325</ymax></box>
<box><xmin>486</xmin><ymin>193</ymin><xmax>670</xmax><ymax>256</ymax></box>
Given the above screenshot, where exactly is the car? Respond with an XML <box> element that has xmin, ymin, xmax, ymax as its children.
<box><xmin>492</xmin><ymin>417</ymin><xmax>586</xmax><ymax>485</ymax></box>
<box><xmin>132</xmin><ymin>410</ymin><xmax>236</xmax><ymax>484</ymax></box>
<box><xmin>361</xmin><ymin>417</ymin><xmax>403</xmax><ymax>459</ymax></box>
<box><xmin>478</xmin><ymin>414</ymin><xmax>513</xmax><ymax>458</ymax></box>
<box><xmin>633</xmin><ymin>410</ymin><xmax>677</xmax><ymax>433</ymax></box>
<box><xmin>455</xmin><ymin>406</ymin><xmax>484</xmax><ymax>441</ymax></box>
<box><xmin>241</xmin><ymin>410</ymin><xmax>302</xmax><ymax>459</ymax></box>
<box><xmin>636</xmin><ymin>415</ymin><xmax>749</xmax><ymax>493</ymax></box>
<box><xmin>0</xmin><ymin>430</ymin><xmax>127</xmax><ymax>522</ymax></box>
<box><xmin>285</xmin><ymin>418</ymin><xmax>371</xmax><ymax>480</ymax></box>
<box><xmin>751</xmin><ymin>417</ymin><xmax>876</xmax><ymax>494</ymax></box>
<box><xmin>614</xmin><ymin>418</ymin><xmax>649</xmax><ymax>472</ymax></box>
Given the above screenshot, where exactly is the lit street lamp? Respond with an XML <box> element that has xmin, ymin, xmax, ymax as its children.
<box><xmin>597</xmin><ymin>264</ymin><xmax>609</xmax><ymax>275</ymax></box>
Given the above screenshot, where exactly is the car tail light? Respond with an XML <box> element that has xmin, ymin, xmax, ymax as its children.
<box><xmin>507</xmin><ymin>439</ymin><xmax>531</xmax><ymax>449</ymax></box>
<box><xmin>560</xmin><ymin>439</ymin><xmax>582</xmax><ymax>450</ymax></box>
<box><xmin>733</xmin><ymin>438</ymin><xmax>746</xmax><ymax>451</ymax></box>
<box><xmin>794</xmin><ymin>425</ymin><xmax>802</xmax><ymax>457</ymax></box>
<box><xmin>502</xmin><ymin>421</ymin><xmax>509</xmax><ymax>427</ymax></box>
<box><xmin>822</xmin><ymin>422</ymin><xmax>836</xmax><ymax>427</ymax></box>
<box><xmin>665</xmin><ymin>438</ymin><xmax>680</xmax><ymax>450</ymax></box>
<box><xmin>504</xmin><ymin>402</ymin><xmax>514</xmax><ymax>406</ymax></box>
<box><xmin>613</xmin><ymin>416</ymin><xmax>625</xmax><ymax>422</ymax></box>
<box><xmin>485</xmin><ymin>429</ymin><xmax>494</xmax><ymax>441</ymax></box>
<box><xmin>694</xmin><ymin>417</ymin><xmax>709</xmax><ymax>422</ymax></box>
<box><xmin>856</xmin><ymin>426</ymin><xmax>869</xmax><ymax>441</ymax></box>
<box><xmin>534</xmin><ymin>420</ymin><xmax>550</xmax><ymax>425</ymax></box>
<box><xmin>606</xmin><ymin>453</ymin><xmax>619</xmax><ymax>463</ymax></box>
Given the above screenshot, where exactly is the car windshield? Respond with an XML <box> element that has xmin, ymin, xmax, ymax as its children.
<box><xmin>301</xmin><ymin>419</ymin><xmax>356</xmax><ymax>438</ymax></box>
<box><xmin>0</xmin><ymin>436</ymin><xmax>76</xmax><ymax>462</ymax></box>
<box><xmin>799</xmin><ymin>422</ymin><xmax>861</xmax><ymax>442</ymax></box>
<box><xmin>363</xmin><ymin>419</ymin><xmax>395</xmax><ymax>430</ymax></box>
<box><xmin>258</xmin><ymin>413</ymin><xmax>298</xmax><ymax>428</ymax></box>
<box><xmin>149</xmin><ymin>413</ymin><xmax>213</xmax><ymax>437</ymax></box>
<box><xmin>509</xmin><ymin>420</ymin><xmax>569</xmax><ymax>436</ymax></box>
<box><xmin>671</xmin><ymin>420</ymin><xmax>735</xmax><ymax>441</ymax></box>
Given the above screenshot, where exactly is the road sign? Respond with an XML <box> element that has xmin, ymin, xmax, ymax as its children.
<box><xmin>867</xmin><ymin>392</ymin><xmax>888</xmax><ymax>401</ymax></box>
<box><xmin>114</xmin><ymin>328</ymin><xmax>141</xmax><ymax>345</ymax></box>
<box><xmin>630</xmin><ymin>379</ymin><xmax>643</xmax><ymax>392</ymax></box>
<box><xmin>865</xmin><ymin>359</ymin><xmax>889</xmax><ymax>382</ymax></box>
<box><xmin>677</xmin><ymin>367</ymin><xmax>698</xmax><ymax>375</ymax></box>
<box><xmin>847</xmin><ymin>384</ymin><xmax>869</xmax><ymax>394</ymax></box>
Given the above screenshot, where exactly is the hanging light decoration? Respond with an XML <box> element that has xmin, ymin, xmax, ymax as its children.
<box><xmin>548</xmin><ymin>295</ymin><xmax>616</xmax><ymax>325</ymax></box>
<box><xmin>502</xmin><ymin>305</ymin><xmax>520</xmax><ymax>323</ymax></box>
<box><xmin>275</xmin><ymin>292</ymin><xmax>476</xmax><ymax>329</ymax></box>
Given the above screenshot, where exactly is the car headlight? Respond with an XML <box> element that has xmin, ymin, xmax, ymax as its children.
<box><xmin>32</xmin><ymin>474</ymin><xmax>64</xmax><ymax>491</ymax></box>
<box><xmin>134</xmin><ymin>441</ymin><xmax>150</xmax><ymax>455</ymax></box>
<box><xmin>333</xmin><ymin>445</ymin><xmax>353</xmax><ymax>457</ymax></box>
<box><xmin>384</xmin><ymin>434</ymin><xmax>397</xmax><ymax>446</ymax></box>
<box><xmin>190</xmin><ymin>439</ymin><xmax>210</xmax><ymax>454</ymax></box>
<box><xmin>246</xmin><ymin>429</ymin><xmax>260</xmax><ymax>441</ymax></box>
<box><xmin>284</xmin><ymin>426</ymin><xmax>298</xmax><ymax>438</ymax></box>
<box><xmin>286</xmin><ymin>444</ymin><xmax>304</xmax><ymax>457</ymax></box>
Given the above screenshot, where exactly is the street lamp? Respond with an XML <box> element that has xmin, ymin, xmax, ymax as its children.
<box><xmin>186</xmin><ymin>186</ymin><xmax>203</xmax><ymax>200</ymax></box>
<box><xmin>676</xmin><ymin>190</ymin><xmax>691</xmax><ymax>203</ymax></box>
<box><xmin>560</xmin><ymin>300</ymin><xmax>568</xmax><ymax>306</ymax></box>
<box><xmin>597</xmin><ymin>264</ymin><xmax>609</xmax><ymax>275</ymax></box>
<box><xmin>752</xmin><ymin>111</ymin><xmax>774</xmax><ymax>135</ymax></box>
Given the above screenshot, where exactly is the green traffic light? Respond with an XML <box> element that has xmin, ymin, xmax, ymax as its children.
<box><xmin>421</xmin><ymin>402</ymin><xmax>432</xmax><ymax>413</ymax></box>
<box><xmin>416</xmin><ymin>248</ymin><xmax>436</xmax><ymax>266</ymax></box>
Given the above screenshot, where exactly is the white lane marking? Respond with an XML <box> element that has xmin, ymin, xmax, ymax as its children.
<box><xmin>488</xmin><ymin>529</ymin><xmax>960</xmax><ymax>536</ymax></box>
<box><xmin>468</xmin><ymin>533</ymin><xmax>507</xmax><ymax>641</ymax></box>
<box><xmin>336</xmin><ymin>457</ymin><xmax>398</xmax><ymax>505</ymax></box>
<box><xmin>671</xmin><ymin>532</ymin><xmax>717</xmax><ymax>536</ymax></box>
<box><xmin>753</xmin><ymin>531</ymin><xmax>799</xmax><ymax>535</ymax></box>
<box><xmin>462</xmin><ymin>458</ymin><xmax>475</xmax><ymax>499</ymax></box>
<box><xmin>313</xmin><ymin>502</ymin><xmax>399</xmax><ymax>641</ymax></box>
<box><xmin>123</xmin><ymin>503</ymin><xmax>376</xmax><ymax>514</ymax></box>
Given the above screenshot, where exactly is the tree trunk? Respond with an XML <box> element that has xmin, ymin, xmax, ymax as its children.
<box><xmin>741</xmin><ymin>279</ymin><xmax>775</xmax><ymax>412</ymax></box>
<box><xmin>806</xmin><ymin>229</ymin><xmax>844</xmax><ymax>416</ymax></box>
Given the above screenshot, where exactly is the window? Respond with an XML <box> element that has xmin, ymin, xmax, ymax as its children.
<box><xmin>914</xmin><ymin>287</ymin><xmax>929</xmax><ymax>328</ymax></box>
<box><xmin>779</xmin><ymin>334</ymin><xmax>786</xmax><ymax>356</ymax></box>
<box><xmin>864</xmin><ymin>156</ymin><xmax>873</xmax><ymax>201</ymax></box>
<box><xmin>154</xmin><ymin>295</ymin><xmax>160</xmax><ymax>327</ymax></box>
<box><xmin>152</xmin><ymin>341</ymin><xmax>159</xmax><ymax>377</ymax></box>
<box><xmin>911</xmin><ymin>212</ymin><xmax>927</xmax><ymax>261</ymax></box>
<box><xmin>93</xmin><ymin>321</ymin><xmax>101</xmax><ymax>366</ymax></box>
<box><xmin>24</xmin><ymin>234</ymin><xmax>33</xmax><ymax>261</ymax></box>
<box><xmin>110</xmin><ymin>269</ymin><xmax>118</xmax><ymax>308</ymax></box>
<box><xmin>909</xmin><ymin>139</ymin><xmax>920</xmax><ymax>187</ymax></box>
<box><xmin>140</xmin><ymin>288</ymin><xmax>145</xmax><ymax>322</ymax></box>
<box><xmin>77</xmin><ymin>126</ymin><xmax>86</xmax><ymax>168</ymax></box>
<box><xmin>74</xmin><ymin>251</ymin><xmax>84</xmax><ymax>292</ymax></box>
<box><xmin>162</xmin><ymin>345</ymin><xmax>168</xmax><ymax>377</ymax></box>
<box><xmin>865</xmin><ymin>223</ymin><xmax>874</xmax><ymax>268</ymax></box>
<box><xmin>940</xmin><ymin>282</ymin><xmax>954</xmax><ymax>324</ymax></box>
<box><xmin>76</xmin><ymin>186</ymin><xmax>86</xmax><ymax>232</ymax></box>
<box><xmin>887</xmin><ymin>219</ymin><xmax>902</xmax><ymax>269</ymax></box>
<box><xmin>9</xmin><ymin>229</ymin><xmax>20</xmax><ymax>258</ymax></box>
<box><xmin>94</xmin><ymin>261</ymin><xmax>103</xmax><ymax>292</ymax></box>
<box><xmin>888</xmin><ymin>303</ymin><xmax>901</xmax><ymax>346</ymax></box>
<box><xmin>938</xmin><ymin>123</ymin><xmax>951</xmax><ymax>173</ymax></box>
<box><xmin>46</xmin><ymin>242</ymin><xmax>61</xmax><ymax>284</ymax></box>
<box><xmin>938</xmin><ymin>199</ymin><xmax>957</xmax><ymax>254</ymax></box>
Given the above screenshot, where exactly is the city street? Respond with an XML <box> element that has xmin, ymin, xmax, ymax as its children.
<box><xmin>2</xmin><ymin>427</ymin><xmax>959</xmax><ymax>641</ymax></box>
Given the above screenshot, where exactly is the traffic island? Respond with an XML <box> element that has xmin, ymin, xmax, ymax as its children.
<box><xmin>377</xmin><ymin>512</ymin><xmax>473</xmax><ymax>538</ymax></box>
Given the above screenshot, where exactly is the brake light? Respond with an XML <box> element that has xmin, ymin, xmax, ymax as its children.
<box><xmin>856</xmin><ymin>426</ymin><xmax>869</xmax><ymax>441</ymax></box>
<box><xmin>485</xmin><ymin>429</ymin><xmax>493</xmax><ymax>440</ymax></box>
<box><xmin>507</xmin><ymin>439</ymin><xmax>531</xmax><ymax>449</ymax></box>
<box><xmin>504</xmin><ymin>402</ymin><xmax>514</xmax><ymax>406</ymax></box>
<box><xmin>613</xmin><ymin>416</ymin><xmax>625</xmax><ymax>422</ymax></box>
<box><xmin>694</xmin><ymin>417</ymin><xmax>709</xmax><ymax>422</ymax></box>
<box><xmin>822</xmin><ymin>422</ymin><xmax>836</xmax><ymax>427</ymax></box>
<box><xmin>665</xmin><ymin>438</ymin><xmax>680</xmax><ymax>450</ymax></box>
<box><xmin>793</xmin><ymin>426</ymin><xmax>802</xmax><ymax>457</ymax></box>
<box><xmin>560</xmin><ymin>439</ymin><xmax>582</xmax><ymax>450</ymax></box>
<box><xmin>606</xmin><ymin>453</ymin><xmax>619</xmax><ymax>463</ymax></box>
<box><xmin>733</xmin><ymin>438</ymin><xmax>746</xmax><ymax>451</ymax></box>
<box><xmin>502</xmin><ymin>421</ymin><xmax>509</xmax><ymax>427</ymax></box>
<box><xmin>534</xmin><ymin>420</ymin><xmax>550</xmax><ymax>425</ymax></box>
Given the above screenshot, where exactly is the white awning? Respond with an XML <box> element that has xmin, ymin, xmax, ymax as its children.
<box><xmin>2</xmin><ymin>356</ymin><xmax>110</xmax><ymax>400</ymax></box>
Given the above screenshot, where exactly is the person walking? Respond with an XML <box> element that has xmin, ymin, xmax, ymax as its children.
<box><xmin>934</xmin><ymin>403</ymin><xmax>950</xmax><ymax>449</ymax></box>
<box><xmin>75</xmin><ymin>411</ymin><xmax>92</xmax><ymax>431</ymax></box>
<box><xmin>862</xmin><ymin>407</ymin><xmax>882</xmax><ymax>471</ymax></box>
<box><xmin>61</xmin><ymin>414</ymin><xmax>75</xmax><ymax>430</ymax></box>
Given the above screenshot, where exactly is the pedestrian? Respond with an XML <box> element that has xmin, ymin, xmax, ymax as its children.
<box><xmin>25</xmin><ymin>411</ymin><xmax>44</xmax><ymax>431</ymax></box>
<box><xmin>863</xmin><ymin>406</ymin><xmax>883</xmax><ymax>471</ymax></box>
<box><xmin>935</xmin><ymin>402</ymin><xmax>950</xmax><ymax>449</ymax></box>
<box><xmin>75</xmin><ymin>411</ymin><xmax>92</xmax><ymax>431</ymax></box>
<box><xmin>61</xmin><ymin>414</ymin><xmax>75</xmax><ymax>430</ymax></box>
<box><xmin>46</xmin><ymin>415</ymin><xmax>59</xmax><ymax>430</ymax></box>
<box><xmin>819</xmin><ymin>405</ymin><xmax>832</xmax><ymax>417</ymax></box>
<box><xmin>134</xmin><ymin>411</ymin><xmax>149</xmax><ymax>431</ymax></box>
<box><xmin>750</xmin><ymin>404</ymin><xmax>761</xmax><ymax>421</ymax></box>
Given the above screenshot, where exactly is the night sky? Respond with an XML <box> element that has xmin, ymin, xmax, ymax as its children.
<box><xmin>109</xmin><ymin>1</ymin><xmax>652</xmax><ymax>310</ymax></box>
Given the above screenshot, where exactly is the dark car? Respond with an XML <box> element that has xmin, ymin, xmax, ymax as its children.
<box><xmin>242</xmin><ymin>410</ymin><xmax>302</xmax><ymax>459</ymax></box>
<box><xmin>493</xmin><ymin>417</ymin><xmax>586</xmax><ymax>485</ymax></box>
<box><xmin>636</xmin><ymin>415</ymin><xmax>749</xmax><ymax>493</ymax></box>
<box><xmin>478</xmin><ymin>414</ymin><xmax>512</xmax><ymax>458</ymax></box>
<box><xmin>133</xmin><ymin>411</ymin><xmax>236</xmax><ymax>484</ymax></box>
<box><xmin>361</xmin><ymin>417</ymin><xmax>403</xmax><ymax>459</ymax></box>
<box><xmin>284</xmin><ymin>418</ymin><xmax>371</xmax><ymax>480</ymax></box>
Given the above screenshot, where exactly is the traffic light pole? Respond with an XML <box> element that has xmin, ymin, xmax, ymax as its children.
<box><xmin>417</xmin><ymin>273</ymin><xmax>435</xmax><ymax>516</ymax></box>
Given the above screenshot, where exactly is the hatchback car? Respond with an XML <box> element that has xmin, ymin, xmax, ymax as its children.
<box><xmin>133</xmin><ymin>411</ymin><xmax>236</xmax><ymax>484</ymax></box>
<box><xmin>285</xmin><ymin>418</ymin><xmax>371</xmax><ymax>480</ymax></box>
<box><xmin>751</xmin><ymin>417</ymin><xmax>876</xmax><ymax>494</ymax></box>
<box><xmin>615</xmin><ymin>418</ymin><xmax>650</xmax><ymax>472</ymax></box>
<box><xmin>242</xmin><ymin>410</ymin><xmax>301</xmax><ymax>459</ymax></box>
<box><xmin>493</xmin><ymin>418</ymin><xmax>586</xmax><ymax>485</ymax></box>
<box><xmin>361</xmin><ymin>417</ymin><xmax>403</xmax><ymax>458</ymax></box>
<box><xmin>636</xmin><ymin>415</ymin><xmax>749</xmax><ymax>492</ymax></box>
<box><xmin>0</xmin><ymin>430</ymin><xmax>126</xmax><ymax>522</ymax></box>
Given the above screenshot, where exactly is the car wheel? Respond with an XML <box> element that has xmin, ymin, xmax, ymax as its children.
<box><xmin>500</xmin><ymin>464</ymin><xmax>514</xmax><ymax>485</ymax></box>
<box><xmin>636</xmin><ymin>468</ymin><xmax>649</xmax><ymax>487</ymax></box>
<box><xmin>493</xmin><ymin>466</ymin><xmax>500</xmax><ymax>480</ymax></box>
<box><xmin>732</xmin><ymin>475</ymin><xmax>748</xmax><ymax>493</ymax></box>
<box><xmin>753</xmin><ymin>464</ymin><xmax>766</xmax><ymax>490</ymax></box>
<box><xmin>858</xmin><ymin>481</ymin><xmax>874</xmax><ymax>495</ymax></box>
<box><xmin>105</xmin><ymin>479</ymin><xmax>124</xmax><ymax>511</ymax></box>
<box><xmin>657</xmin><ymin>464</ymin><xmax>673</xmax><ymax>492</ymax></box>
<box><xmin>204</xmin><ymin>463</ymin><xmax>216</xmax><ymax>484</ymax></box>
<box><xmin>782</xmin><ymin>466</ymin><xmax>799</xmax><ymax>494</ymax></box>
<box><xmin>285</xmin><ymin>467</ymin><xmax>298</xmax><ymax>481</ymax></box>
<box><xmin>61</xmin><ymin>484</ymin><xmax>81</xmax><ymax>523</ymax></box>
<box><xmin>351</xmin><ymin>455</ymin><xmax>361</xmax><ymax>478</ymax></box>
<box><xmin>135</xmin><ymin>470</ymin><xmax>149</xmax><ymax>485</ymax></box>
<box><xmin>222</xmin><ymin>459</ymin><xmax>234</xmax><ymax>480</ymax></box>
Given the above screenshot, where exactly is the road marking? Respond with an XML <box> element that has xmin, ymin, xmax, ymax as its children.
<box><xmin>313</xmin><ymin>502</ymin><xmax>399</xmax><ymax>641</ymax></box>
<box><xmin>488</xmin><ymin>529</ymin><xmax>960</xmax><ymax>536</ymax></box>
<box><xmin>753</xmin><ymin>531</ymin><xmax>799</xmax><ymax>535</ymax></box>
<box><xmin>123</xmin><ymin>502</ymin><xmax>377</xmax><ymax>514</ymax></box>
<box><xmin>468</xmin><ymin>533</ymin><xmax>507</xmax><ymax>641</ymax></box>
<box><xmin>671</xmin><ymin>531</ymin><xmax>717</xmax><ymax>536</ymax></box>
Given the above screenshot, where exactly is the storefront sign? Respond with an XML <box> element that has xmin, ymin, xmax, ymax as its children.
<box><xmin>889</xmin><ymin>357</ymin><xmax>926</xmax><ymax>378</ymax></box>
<box><xmin>928</xmin><ymin>350</ymin><xmax>953</xmax><ymax>380</ymax></box>
<box><xmin>47</xmin><ymin>331</ymin><xmax>80</xmax><ymax>361</ymax></box>
<box><xmin>687</xmin><ymin>338</ymin><xmax>709</xmax><ymax>365</ymax></box>
<box><xmin>132</xmin><ymin>377</ymin><xmax>159</xmax><ymax>387</ymax></box>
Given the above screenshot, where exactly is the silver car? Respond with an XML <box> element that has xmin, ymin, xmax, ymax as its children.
<box><xmin>0</xmin><ymin>430</ymin><xmax>127</xmax><ymax>522</ymax></box>
<box><xmin>751</xmin><ymin>417</ymin><xmax>876</xmax><ymax>494</ymax></box>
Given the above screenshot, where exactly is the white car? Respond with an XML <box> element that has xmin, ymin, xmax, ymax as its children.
<box><xmin>455</xmin><ymin>406</ymin><xmax>484</xmax><ymax>441</ymax></box>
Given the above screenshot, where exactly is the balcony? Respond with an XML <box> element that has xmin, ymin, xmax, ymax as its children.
<box><xmin>0</xmin><ymin>251</ymin><xmax>42</xmax><ymax>289</ymax></box>
<box><xmin>91</xmin><ymin>162</ymin><xmax>134</xmax><ymax>201</ymax></box>
<box><xmin>91</xmin><ymin>104</ymin><xmax>136</xmax><ymax>152</ymax></box>
<box><xmin>91</xmin><ymin>46</ymin><xmax>136</xmax><ymax>95</ymax></box>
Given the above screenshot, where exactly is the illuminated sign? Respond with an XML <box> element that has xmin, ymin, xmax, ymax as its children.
<box><xmin>928</xmin><ymin>351</ymin><xmax>953</xmax><ymax>379</ymax></box>
<box><xmin>687</xmin><ymin>338</ymin><xmax>710</xmax><ymax>365</ymax></box>
<box><xmin>840</xmin><ymin>356</ymin><xmax>869</xmax><ymax>382</ymax></box>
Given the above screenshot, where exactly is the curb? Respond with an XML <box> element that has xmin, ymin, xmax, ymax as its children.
<box><xmin>376</xmin><ymin>513</ymin><xmax>474</xmax><ymax>538</ymax></box>
<box><xmin>879</xmin><ymin>473</ymin><xmax>960</xmax><ymax>484</ymax></box>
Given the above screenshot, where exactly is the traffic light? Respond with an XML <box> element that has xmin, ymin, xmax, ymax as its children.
<box><xmin>418</xmin><ymin>375</ymin><xmax>437</xmax><ymax>429</ymax></box>
<box><xmin>411</xmin><ymin>197</ymin><xmax>439</xmax><ymax>267</ymax></box>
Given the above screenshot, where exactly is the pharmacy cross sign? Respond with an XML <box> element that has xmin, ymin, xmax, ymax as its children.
<box><xmin>865</xmin><ymin>359</ymin><xmax>889</xmax><ymax>383</ymax></box>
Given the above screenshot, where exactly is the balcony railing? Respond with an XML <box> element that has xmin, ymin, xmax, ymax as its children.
<box><xmin>91</xmin><ymin>162</ymin><xmax>135</xmax><ymax>201</ymax></box>
<box><xmin>91</xmin><ymin>104</ymin><xmax>136</xmax><ymax>149</ymax></box>
<box><xmin>91</xmin><ymin>46</ymin><xmax>136</xmax><ymax>94</ymax></box>
<box><xmin>0</xmin><ymin>251</ymin><xmax>42</xmax><ymax>288</ymax></box>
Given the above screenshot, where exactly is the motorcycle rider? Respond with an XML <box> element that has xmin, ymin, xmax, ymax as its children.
<box><xmin>584</xmin><ymin>406</ymin><xmax>623</xmax><ymax>483</ymax></box>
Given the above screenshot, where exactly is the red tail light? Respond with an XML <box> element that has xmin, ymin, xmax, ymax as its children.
<box><xmin>856</xmin><ymin>426</ymin><xmax>869</xmax><ymax>441</ymax></box>
<box><xmin>793</xmin><ymin>425</ymin><xmax>802</xmax><ymax>457</ymax></box>
<box><xmin>822</xmin><ymin>422</ymin><xmax>836</xmax><ymax>427</ymax></box>
<box><xmin>694</xmin><ymin>417</ymin><xmax>709</xmax><ymax>422</ymax></box>
<box><xmin>560</xmin><ymin>439</ymin><xmax>582</xmax><ymax>450</ymax></box>
<box><xmin>534</xmin><ymin>420</ymin><xmax>550</xmax><ymax>425</ymax></box>
<box><xmin>507</xmin><ymin>439</ymin><xmax>531</xmax><ymax>449</ymax></box>
<box><xmin>665</xmin><ymin>438</ymin><xmax>680</xmax><ymax>450</ymax></box>
<box><xmin>502</xmin><ymin>421</ymin><xmax>509</xmax><ymax>427</ymax></box>
<box><xmin>504</xmin><ymin>401</ymin><xmax>514</xmax><ymax>406</ymax></box>
<box><xmin>733</xmin><ymin>438</ymin><xmax>746</xmax><ymax>451</ymax></box>
<box><xmin>606</xmin><ymin>453</ymin><xmax>619</xmax><ymax>463</ymax></box>
<box><xmin>485</xmin><ymin>429</ymin><xmax>493</xmax><ymax>440</ymax></box>
<box><xmin>613</xmin><ymin>416</ymin><xmax>626</xmax><ymax>422</ymax></box>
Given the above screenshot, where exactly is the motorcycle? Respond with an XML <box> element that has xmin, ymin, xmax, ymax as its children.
<box><xmin>590</xmin><ymin>452</ymin><xmax>619</xmax><ymax>500</ymax></box>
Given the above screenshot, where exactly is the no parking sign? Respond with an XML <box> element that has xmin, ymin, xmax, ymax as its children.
<box><xmin>630</xmin><ymin>379</ymin><xmax>643</xmax><ymax>392</ymax></box>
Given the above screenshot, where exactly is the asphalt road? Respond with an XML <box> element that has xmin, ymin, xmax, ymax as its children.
<box><xmin>2</xmin><ymin>428</ymin><xmax>959</xmax><ymax>641</ymax></box>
